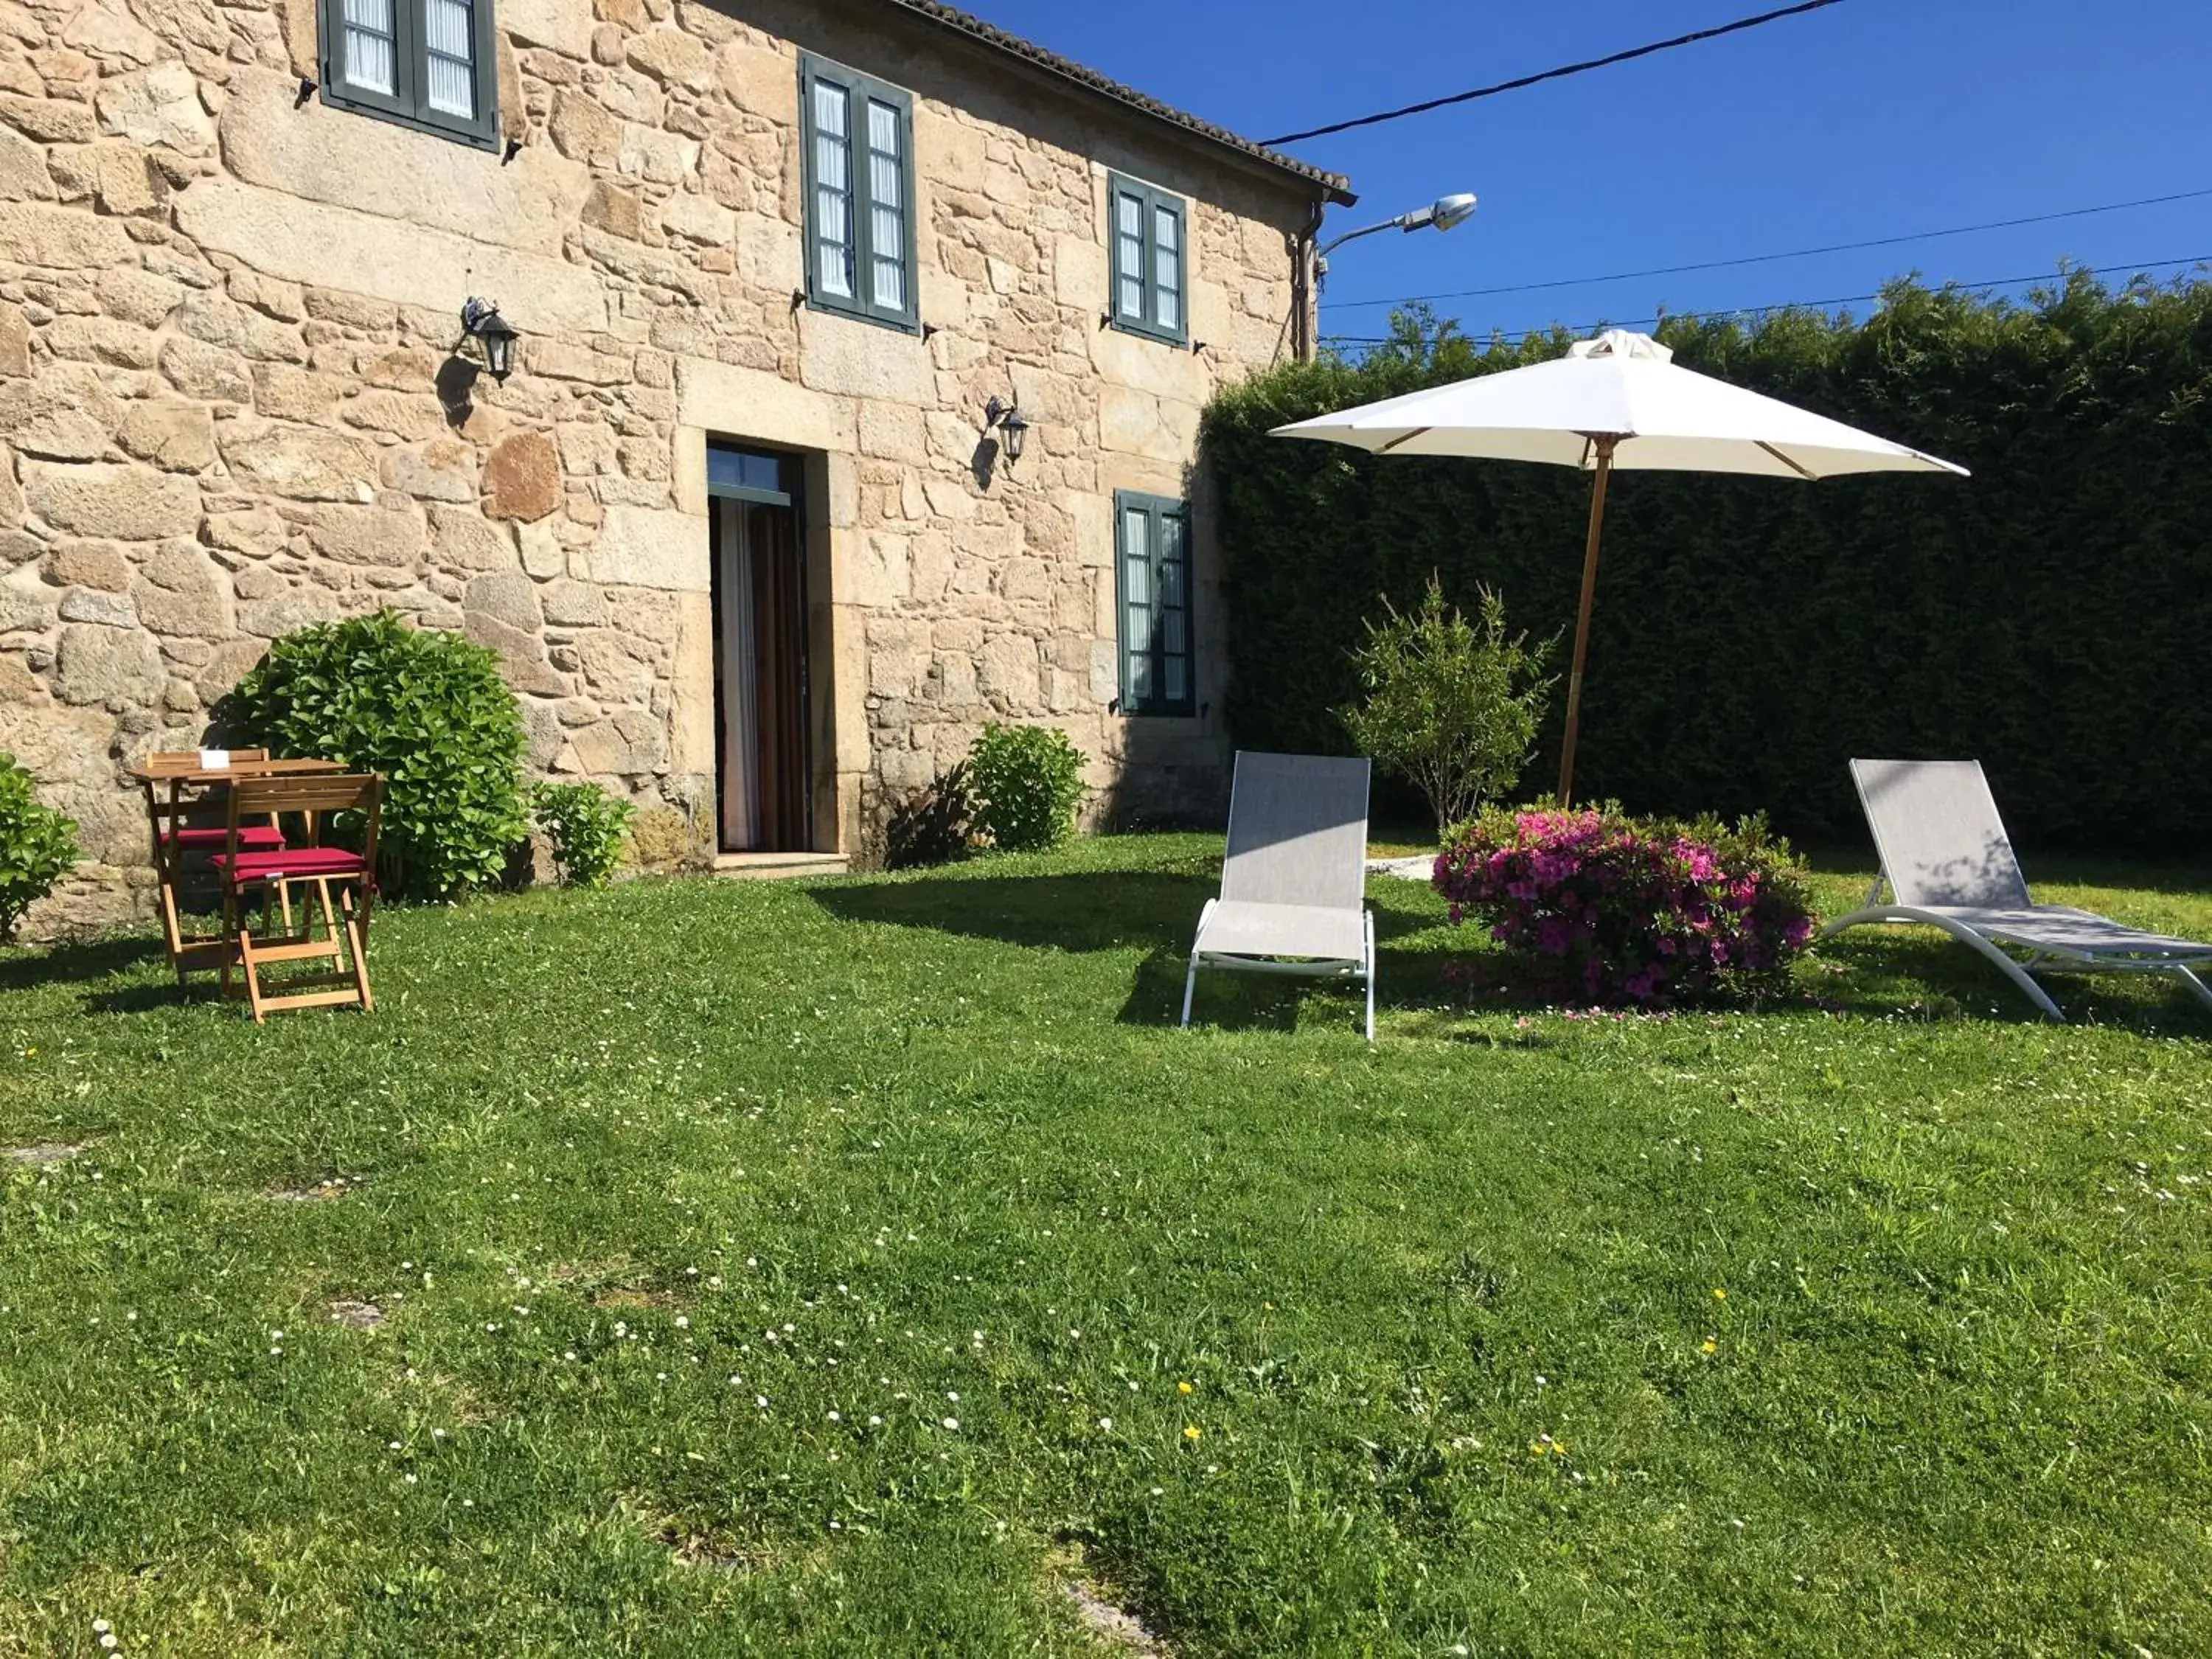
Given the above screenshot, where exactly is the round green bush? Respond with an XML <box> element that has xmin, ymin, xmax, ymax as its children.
<box><xmin>967</xmin><ymin>723</ymin><xmax>1085</xmax><ymax>853</ymax></box>
<box><xmin>229</xmin><ymin>608</ymin><xmax>527</xmax><ymax>900</ymax></box>
<box><xmin>0</xmin><ymin>752</ymin><xmax>80</xmax><ymax>941</ymax></box>
<box><xmin>530</xmin><ymin>781</ymin><xmax>634</xmax><ymax>888</ymax></box>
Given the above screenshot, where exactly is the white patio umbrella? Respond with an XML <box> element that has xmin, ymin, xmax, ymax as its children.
<box><xmin>1273</xmin><ymin>329</ymin><xmax>1967</xmax><ymax>804</ymax></box>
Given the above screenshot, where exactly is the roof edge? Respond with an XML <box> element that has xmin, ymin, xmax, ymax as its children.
<box><xmin>881</xmin><ymin>0</ymin><xmax>1357</xmax><ymax>207</ymax></box>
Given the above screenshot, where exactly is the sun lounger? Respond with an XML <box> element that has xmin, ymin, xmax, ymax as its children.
<box><xmin>1822</xmin><ymin>758</ymin><xmax>2212</xmax><ymax>1020</ymax></box>
<box><xmin>1181</xmin><ymin>752</ymin><xmax>1377</xmax><ymax>1039</ymax></box>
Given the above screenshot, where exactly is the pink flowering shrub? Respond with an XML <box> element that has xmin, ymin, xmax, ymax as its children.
<box><xmin>1433</xmin><ymin>805</ymin><xmax>1817</xmax><ymax>1007</ymax></box>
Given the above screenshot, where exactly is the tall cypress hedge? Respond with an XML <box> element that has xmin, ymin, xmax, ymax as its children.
<box><xmin>1203</xmin><ymin>273</ymin><xmax>2212</xmax><ymax>852</ymax></box>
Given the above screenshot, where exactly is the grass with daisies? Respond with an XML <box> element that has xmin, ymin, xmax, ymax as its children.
<box><xmin>2</xmin><ymin>832</ymin><xmax>2210</xmax><ymax>1656</ymax></box>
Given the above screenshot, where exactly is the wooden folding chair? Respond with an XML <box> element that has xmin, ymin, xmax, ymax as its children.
<box><xmin>211</xmin><ymin>773</ymin><xmax>383</xmax><ymax>1022</ymax></box>
<box><xmin>144</xmin><ymin>748</ymin><xmax>288</xmax><ymax>971</ymax></box>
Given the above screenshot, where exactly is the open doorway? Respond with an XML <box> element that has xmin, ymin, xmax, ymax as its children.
<box><xmin>709</xmin><ymin>443</ymin><xmax>810</xmax><ymax>853</ymax></box>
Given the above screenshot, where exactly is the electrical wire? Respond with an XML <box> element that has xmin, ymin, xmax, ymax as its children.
<box><xmin>1315</xmin><ymin>254</ymin><xmax>2212</xmax><ymax>348</ymax></box>
<box><xmin>1321</xmin><ymin>187</ymin><xmax>2212</xmax><ymax>312</ymax></box>
<box><xmin>1261</xmin><ymin>0</ymin><xmax>1848</xmax><ymax>146</ymax></box>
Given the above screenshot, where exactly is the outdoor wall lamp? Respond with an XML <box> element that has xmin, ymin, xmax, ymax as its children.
<box><xmin>983</xmin><ymin>395</ymin><xmax>1028</xmax><ymax>463</ymax></box>
<box><xmin>1313</xmin><ymin>191</ymin><xmax>1478</xmax><ymax>282</ymax></box>
<box><xmin>459</xmin><ymin>296</ymin><xmax>520</xmax><ymax>380</ymax></box>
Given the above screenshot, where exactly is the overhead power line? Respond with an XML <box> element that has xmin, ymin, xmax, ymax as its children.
<box><xmin>1316</xmin><ymin>254</ymin><xmax>2212</xmax><ymax>348</ymax></box>
<box><xmin>1262</xmin><ymin>0</ymin><xmax>1848</xmax><ymax>146</ymax></box>
<box><xmin>1323</xmin><ymin>186</ymin><xmax>2212</xmax><ymax>312</ymax></box>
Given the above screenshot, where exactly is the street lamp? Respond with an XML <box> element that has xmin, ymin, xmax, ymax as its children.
<box><xmin>1294</xmin><ymin>191</ymin><xmax>1476</xmax><ymax>360</ymax></box>
<box><xmin>1315</xmin><ymin>192</ymin><xmax>1478</xmax><ymax>282</ymax></box>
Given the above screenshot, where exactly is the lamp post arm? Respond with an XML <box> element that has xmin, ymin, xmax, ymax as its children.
<box><xmin>1316</xmin><ymin>215</ymin><xmax>1413</xmax><ymax>261</ymax></box>
<box><xmin>1305</xmin><ymin>195</ymin><xmax>1474</xmax><ymax>331</ymax></box>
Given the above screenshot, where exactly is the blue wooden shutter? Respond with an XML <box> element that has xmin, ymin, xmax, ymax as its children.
<box><xmin>1107</xmin><ymin>175</ymin><xmax>1189</xmax><ymax>346</ymax></box>
<box><xmin>802</xmin><ymin>55</ymin><xmax>918</xmax><ymax>332</ymax></box>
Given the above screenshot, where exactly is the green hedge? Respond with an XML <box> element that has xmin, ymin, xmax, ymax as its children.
<box><xmin>1204</xmin><ymin>273</ymin><xmax>2212</xmax><ymax>852</ymax></box>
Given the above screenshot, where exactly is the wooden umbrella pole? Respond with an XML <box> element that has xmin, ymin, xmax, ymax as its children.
<box><xmin>1554</xmin><ymin>436</ymin><xmax>1617</xmax><ymax>806</ymax></box>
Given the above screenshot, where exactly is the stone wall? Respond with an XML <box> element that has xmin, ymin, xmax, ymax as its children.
<box><xmin>0</xmin><ymin>0</ymin><xmax>1329</xmax><ymax>936</ymax></box>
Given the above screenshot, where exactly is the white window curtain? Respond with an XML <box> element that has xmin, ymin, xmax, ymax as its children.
<box><xmin>813</xmin><ymin>80</ymin><xmax>855</xmax><ymax>299</ymax></box>
<box><xmin>1121</xmin><ymin>505</ymin><xmax>1152</xmax><ymax>703</ymax></box>
<box><xmin>866</xmin><ymin>97</ymin><xmax>905</xmax><ymax>312</ymax></box>
<box><xmin>1116</xmin><ymin>192</ymin><xmax>1145</xmax><ymax>319</ymax></box>
<box><xmin>717</xmin><ymin>500</ymin><xmax>760</xmax><ymax>852</ymax></box>
<box><xmin>343</xmin><ymin>0</ymin><xmax>397</xmax><ymax>94</ymax></box>
<box><xmin>423</xmin><ymin>0</ymin><xmax>476</xmax><ymax>116</ymax></box>
<box><xmin>1153</xmin><ymin>205</ymin><xmax>1181</xmax><ymax>332</ymax></box>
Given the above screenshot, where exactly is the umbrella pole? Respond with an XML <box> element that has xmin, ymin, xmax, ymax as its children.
<box><xmin>1554</xmin><ymin>437</ymin><xmax>1615</xmax><ymax>806</ymax></box>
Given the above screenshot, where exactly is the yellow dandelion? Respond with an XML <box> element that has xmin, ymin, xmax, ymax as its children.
<box><xmin>1701</xmin><ymin>1338</ymin><xmax>1717</xmax><ymax>1354</ymax></box>
<box><xmin>1183</xmin><ymin>1425</ymin><xmax>1201</xmax><ymax>1441</ymax></box>
<box><xmin>1178</xmin><ymin>1381</ymin><xmax>1193</xmax><ymax>1395</ymax></box>
<box><xmin>1551</xmin><ymin>1442</ymin><xmax>1568</xmax><ymax>1457</ymax></box>
<box><xmin>1712</xmin><ymin>1288</ymin><xmax>1727</xmax><ymax>1301</ymax></box>
<box><xmin>1528</xmin><ymin>1441</ymin><xmax>1547</xmax><ymax>1457</ymax></box>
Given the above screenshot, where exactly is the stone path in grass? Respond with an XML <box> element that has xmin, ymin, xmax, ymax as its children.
<box><xmin>1061</xmin><ymin>1580</ymin><xmax>1169</xmax><ymax>1656</ymax></box>
<box><xmin>6</xmin><ymin>1142</ymin><xmax>85</xmax><ymax>1166</ymax></box>
<box><xmin>1366</xmin><ymin>855</ymin><xmax>1435</xmax><ymax>883</ymax></box>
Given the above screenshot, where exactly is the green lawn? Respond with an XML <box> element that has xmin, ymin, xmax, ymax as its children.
<box><xmin>2</xmin><ymin>835</ymin><xmax>2209</xmax><ymax>1656</ymax></box>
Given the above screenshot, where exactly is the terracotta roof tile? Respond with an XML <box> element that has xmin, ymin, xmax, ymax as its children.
<box><xmin>883</xmin><ymin>0</ymin><xmax>1357</xmax><ymax>206</ymax></box>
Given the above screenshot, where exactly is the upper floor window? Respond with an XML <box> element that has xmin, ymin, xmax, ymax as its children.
<box><xmin>319</xmin><ymin>0</ymin><xmax>498</xmax><ymax>148</ymax></box>
<box><xmin>801</xmin><ymin>55</ymin><xmax>919</xmax><ymax>333</ymax></box>
<box><xmin>1108</xmin><ymin>173</ymin><xmax>1187</xmax><ymax>346</ymax></box>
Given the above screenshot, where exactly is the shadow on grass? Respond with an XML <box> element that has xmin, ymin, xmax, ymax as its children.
<box><xmin>80</xmin><ymin>981</ymin><xmax>209</xmax><ymax>1018</ymax></box>
<box><xmin>4</xmin><ymin>931</ymin><xmax>250</xmax><ymax>1020</ymax></box>
<box><xmin>1133</xmin><ymin>906</ymin><xmax>1474</xmax><ymax>1033</ymax></box>
<box><xmin>0</xmin><ymin>933</ymin><xmax>166</xmax><ymax>998</ymax></box>
<box><xmin>815</xmin><ymin>869</ymin><xmax>1472</xmax><ymax>1034</ymax></box>
<box><xmin>1404</xmin><ymin>925</ymin><xmax>2212</xmax><ymax>1037</ymax></box>
<box><xmin>813</xmin><ymin>870</ymin><xmax>1220</xmax><ymax>956</ymax></box>
<box><xmin>1808</xmin><ymin>929</ymin><xmax>2212</xmax><ymax>1036</ymax></box>
<box><xmin>813</xmin><ymin>867</ymin><xmax>2212</xmax><ymax>1039</ymax></box>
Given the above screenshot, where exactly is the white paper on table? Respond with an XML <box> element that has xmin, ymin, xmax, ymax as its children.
<box><xmin>198</xmin><ymin>749</ymin><xmax>229</xmax><ymax>770</ymax></box>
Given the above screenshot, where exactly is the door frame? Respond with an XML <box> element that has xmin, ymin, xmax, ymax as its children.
<box><xmin>707</xmin><ymin>442</ymin><xmax>811</xmax><ymax>854</ymax></box>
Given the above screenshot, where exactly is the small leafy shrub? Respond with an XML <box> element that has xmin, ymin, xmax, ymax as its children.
<box><xmin>229</xmin><ymin>608</ymin><xmax>527</xmax><ymax>900</ymax></box>
<box><xmin>1435</xmin><ymin>805</ymin><xmax>1815</xmax><ymax>1007</ymax></box>
<box><xmin>967</xmin><ymin>724</ymin><xmax>1085</xmax><ymax>853</ymax></box>
<box><xmin>531</xmin><ymin>782</ymin><xmax>634</xmax><ymax>888</ymax></box>
<box><xmin>0</xmin><ymin>753</ymin><xmax>79</xmax><ymax>942</ymax></box>
<box><xmin>884</xmin><ymin>762</ymin><xmax>972</xmax><ymax>870</ymax></box>
<box><xmin>1340</xmin><ymin>578</ymin><xmax>1557</xmax><ymax>839</ymax></box>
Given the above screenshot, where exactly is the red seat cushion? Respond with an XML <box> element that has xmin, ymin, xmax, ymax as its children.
<box><xmin>167</xmin><ymin>825</ymin><xmax>285</xmax><ymax>851</ymax></box>
<box><xmin>209</xmin><ymin>846</ymin><xmax>368</xmax><ymax>886</ymax></box>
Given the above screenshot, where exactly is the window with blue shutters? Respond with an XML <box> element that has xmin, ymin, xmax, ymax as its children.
<box><xmin>1107</xmin><ymin>174</ymin><xmax>1188</xmax><ymax>347</ymax></box>
<box><xmin>1116</xmin><ymin>491</ymin><xmax>1194</xmax><ymax>716</ymax></box>
<box><xmin>801</xmin><ymin>55</ymin><xmax>919</xmax><ymax>333</ymax></box>
<box><xmin>319</xmin><ymin>0</ymin><xmax>498</xmax><ymax>148</ymax></box>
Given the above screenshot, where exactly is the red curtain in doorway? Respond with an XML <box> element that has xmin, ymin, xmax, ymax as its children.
<box><xmin>749</xmin><ymin>505</ymin><xmax>810</xmax><ymax>852</ymax></box>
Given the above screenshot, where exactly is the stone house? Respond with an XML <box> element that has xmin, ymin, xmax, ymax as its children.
<box><xmin>0</xmin><ymin>0</ymin><xmax>1353</xmax><ymax>931</ymax></box>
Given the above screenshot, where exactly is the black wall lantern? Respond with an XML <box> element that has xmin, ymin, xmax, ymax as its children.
<box><xmin>983</xmin><ymin>395</ymin><xmax>1028</xmax><ymax>464</ymax></box>
<box><xmin>459</xmin><ymin>296</ymin><xmax>520</xmax><ymax>381</ymax></box>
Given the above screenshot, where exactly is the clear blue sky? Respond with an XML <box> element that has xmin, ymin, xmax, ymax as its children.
<box><xmin>953</xmin><ymin>0</ymin><xmax>2212</xmax><ymax>347</ymax></box>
